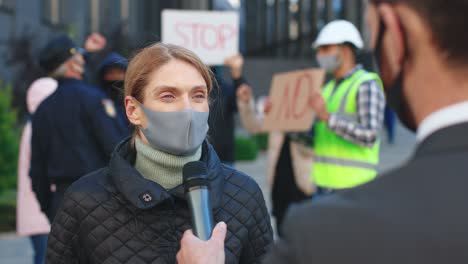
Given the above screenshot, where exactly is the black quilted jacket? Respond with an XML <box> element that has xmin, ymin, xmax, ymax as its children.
<box><xmin>46</xmin><ymin>139</ymin><xmax>273</xmax><ymax>263</ymax></box>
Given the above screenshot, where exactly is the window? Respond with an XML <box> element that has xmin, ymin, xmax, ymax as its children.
<box><xmin>90</xmin><ymin>0</ymin><xmax>100</xmax><ymax>32</ymax></box>
<box><xmin>42</xmin><ymin>0</ymin><xmax>68</xmax><ymax>28</ymax></box>
<box><xmin>120</xmin><ymin>0</ymin><xmax>129</xmax><ymax>21</ymax></box>
<box><xmin>0</xmin><ymin>0</ymin><xmax>15</xmax><ymax>13</ymax></box>
<box><xmin>89</xmin><ymin>0</ymin><xmax>125</xmax><ymax>34</ymax></box>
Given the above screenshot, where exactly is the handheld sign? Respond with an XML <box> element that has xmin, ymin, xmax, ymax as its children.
<box><xmin>262</xmin><ymin>68</ymin><xmax>325</xmax><ymax>132</ymax></box>
<box><xmin>162</xmin><ymin>9</ymin><xmax>239</xmax><ymax>65</ymax></box>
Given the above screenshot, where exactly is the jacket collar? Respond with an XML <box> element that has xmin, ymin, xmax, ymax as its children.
<box><xmin>335</xmin><ymin>65</ymin><xmax>363</xmax><ymax>83</ymax></box>
<box><xmin>109</xmin><ymin>138</ymin><xmax>225</xmax><ymax>210</ymax></box>
<box><xmin>415</xmin><ymin>122</ymin><xmax>468</xmax><ymax>157</ymax></box>
<box><xmin>416</xmin><ymin>102</ymin><xmax>468</xmax><ymax>142</ymax></box>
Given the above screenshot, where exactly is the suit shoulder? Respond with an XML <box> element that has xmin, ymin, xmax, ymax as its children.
<box><xmin>286</xmin><ymin>190</ymin><xmax>384</xmax><ymax>233</ymax></box>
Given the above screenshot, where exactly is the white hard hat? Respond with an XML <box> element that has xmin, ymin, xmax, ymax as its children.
<box><xmin>313</xmin><ymin>20</ymin><xmax>364</xmax><ymax>49</ymax></box>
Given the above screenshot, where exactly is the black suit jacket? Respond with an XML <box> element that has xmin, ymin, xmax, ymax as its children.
<box><xmin>266</xmin><ymin>122</ymin><xmax>468</xmax><ymax>264</ymax></box>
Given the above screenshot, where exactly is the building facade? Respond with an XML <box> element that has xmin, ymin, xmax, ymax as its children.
<box><xmin>0</xmin><ymin>0</ymin><xmax>367</xmax><ymax>84</ymax></box>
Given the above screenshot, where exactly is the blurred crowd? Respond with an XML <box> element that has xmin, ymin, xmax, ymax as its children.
<box><xmin>11</xmin><ymin>0</ymin><xmax>468</xmax><ymax>263</ymax></box>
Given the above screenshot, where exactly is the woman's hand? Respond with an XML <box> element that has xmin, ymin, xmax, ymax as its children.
<box><xmin>176</xmin><ymin>222</ymin><xmax>227</xmax><ymax>264</ymax></box>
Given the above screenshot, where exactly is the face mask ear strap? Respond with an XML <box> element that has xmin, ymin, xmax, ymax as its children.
<box><xmin>130</xmin><ymin>96</ymin><xmax>144</xmax><ymax>107</ymax></box>
<box><xmin>128</xmin><ymin>96</ymin><xmax>146</xmax><ymax>128</ymax></box>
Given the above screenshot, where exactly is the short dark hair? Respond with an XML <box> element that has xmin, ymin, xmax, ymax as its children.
<box><xmin>370</xmin><ymin>0</ymin><xmax>468</xmax><ymax>66</ymax></box>
<box><xmin>343</xmin><ymin>42</ymin><xmax>358</xmax><ymax>62</ymax></box>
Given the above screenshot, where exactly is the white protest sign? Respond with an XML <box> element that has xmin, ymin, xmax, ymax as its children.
<box><xmin>162</xmin><ymin>9</ymin><xmax>239</xmax><ymax>65</ymax></box>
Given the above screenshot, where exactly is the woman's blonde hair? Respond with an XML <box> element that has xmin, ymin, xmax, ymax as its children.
<box><xmin>124</xmin><ymin>43</ymin><xmax>214</xmax><ymax>144</ymax></box>
<box><xmin>125</xmin><ymin>42</ymin><xmax>213</xmax><ymax>102</ymax></box>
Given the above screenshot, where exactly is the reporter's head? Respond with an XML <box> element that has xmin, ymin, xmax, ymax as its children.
<box><xmin>367</xmin><ymin>0</ymin><xmax>468</xmax><ymax>131</ymax></box>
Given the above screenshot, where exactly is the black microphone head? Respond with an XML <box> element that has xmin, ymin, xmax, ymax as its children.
<box><xmin>183</xmin><ymin>161</ymin><xmax>209</xmax><ymax>191</ymax></box>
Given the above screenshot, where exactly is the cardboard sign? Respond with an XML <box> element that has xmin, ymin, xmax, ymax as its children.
<box><xmin>162</xmin><ymin>9</ymin><xmax>239</xmax><ymax>65</ymax></box>
<box><xmin>262</xmin><ymin>68</ymin><xmax>325</xmax><ymax>132</ymax></box>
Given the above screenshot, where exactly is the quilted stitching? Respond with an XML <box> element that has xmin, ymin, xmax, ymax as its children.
<box><xmin>46</xmin><ymin>143</ymin><xmax>273</xmax><ymax>264</ymax></box>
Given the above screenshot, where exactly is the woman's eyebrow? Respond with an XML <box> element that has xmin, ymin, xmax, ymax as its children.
<box><xmin>149</xmin><ymin>85</ymin><xmax>207</xmax><ymax>96</ymax></box>
<box><xmin>191</xmin><ymin>85</ymin><xmax>208</xmax><ymax>91</ymax></box>
<box><xmin>150</xmin><ymin>86</ymin><xmax>179</xmax><ymax>96</ymax></box>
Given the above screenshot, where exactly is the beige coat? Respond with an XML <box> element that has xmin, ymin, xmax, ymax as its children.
<box><xmin>237</xmin><ymin>99</ymin><xmax>315</xmax><ymax>195</ymax></box>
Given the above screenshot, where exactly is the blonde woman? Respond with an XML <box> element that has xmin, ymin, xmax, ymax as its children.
<box><xmin>46</xmin><ymin>43</ymin><xmax>273</xmax><ymax>263</ymax></box>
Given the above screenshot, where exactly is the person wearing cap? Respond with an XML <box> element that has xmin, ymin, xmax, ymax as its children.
<box><xmin>97</xmin><ymin>52</ymin><xmax>129</xmax><ymax>130</ymax></box>
<box><xmin>30</xmin><ymin>33</ymin><xmax>128</xmax><ymax>222</ymax></box>
<box><xmin>309</xmin><ymin>20</ymin><xmax>385</xmax><ymax>196</ymax></box>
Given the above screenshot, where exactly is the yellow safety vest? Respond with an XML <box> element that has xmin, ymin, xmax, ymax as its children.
<box><xmin>312</xmin><ymin>69</ymin><xmax>383</xmax><ymax>189</ymax></box>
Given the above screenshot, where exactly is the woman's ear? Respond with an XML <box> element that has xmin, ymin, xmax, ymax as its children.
<box><xmin>125</xmin><ymin>96</ymin><xmax>144</xmax><ymax>127</ymax></box>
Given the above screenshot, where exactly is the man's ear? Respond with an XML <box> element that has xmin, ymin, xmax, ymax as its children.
<box><xmin>125</xmin><ymin>96</ymin><xmax>143</xmax><ymax>127</ymax></box>
<box><xmin>342</xmin><ymin>45</ymin><xmax>354</xmax><ymax>63</ymax></box>
<box><xmin>378</xmin><ymin>3</ymin><xmax>406</xmax><ymax>75</ymax></box>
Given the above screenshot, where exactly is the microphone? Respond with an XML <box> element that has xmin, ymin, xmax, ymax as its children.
<box><xmin>183</xmin><ymin>161</ymin><xmax>214</xmax><ymax>241</ymax></box>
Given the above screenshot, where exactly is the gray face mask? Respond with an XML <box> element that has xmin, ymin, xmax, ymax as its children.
<box><xmin>135</xmin><ymin>100</ymin><xmax>209</xmax><ymax>156</ymax></box>
<box><xmin>316</xmin><ymin>51</ymin><xmax>342</xmax><ymax>73</ymax></box>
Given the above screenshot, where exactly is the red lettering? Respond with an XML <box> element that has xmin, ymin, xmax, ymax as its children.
<box><xmin>275</xmin><ymin>83</ymin><xmax>292</xmax><ymax>121</ymax></box>
<box><xmin>200</xmin><ymin>24</ymin><xmax>219</xmax><ymax>49</ymax></box>
<box><xmin>218</xmin><ymin>24</ymin><xmax>237</xmax><ymax>49</ymax></box>
<box><xmin>173</xmin><ymin>22</ymin><xmax>237</xmax><ymax>50</ymax></box>
<box><xmin>175</xmin><ymin>22</ymin><xmax>190</xmax><ymax>46</ymax></box>
<box><xmin>292</xmin><ymin>73</ymin><xmax>313</xmax><ymax>119</ymax></box>
<box><xmin>191</xmin><ymin>23</ymin><xmax>200</xmax><ymax>49</ymax></box>
<box><xmin>275</xmin><ymin>73</ymin><xmax>313</xmax><ymax>122</ymax></box>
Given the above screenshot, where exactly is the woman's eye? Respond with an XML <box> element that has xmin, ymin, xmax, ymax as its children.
<box><xmin>160</xmin><ymin>93</ymin><xmax>175</xmax><ymax>101</ymax></box>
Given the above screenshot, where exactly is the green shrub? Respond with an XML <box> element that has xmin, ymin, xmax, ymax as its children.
<box><xmin>255</xmin><ymin>133</ymin><xmax>269</xmax><ymax>151</ymax></box>
<box><xmin>0</xmin><ymin>82</ymin><xmax>19</xmax><ymax>193</ymax></box>
<box><xmin>235</xmin><ymin>136</ymin><xmax>258</xmax><ymax>161</ymax></box>
<box><xmin>0</xmin><ymin>189</ymin><xmax>16</xmax><ymax>232</ymax></box>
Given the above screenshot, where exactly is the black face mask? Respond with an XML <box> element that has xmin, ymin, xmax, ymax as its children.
<box><xmin>101</xmin><ymin>80</ymin><xmax>124</xmax><ymax>103</ymax></box>
<box><xmin>375</xmin><ymin>20</ymin><xmax>417</xmax><ymax>132</ymax></box>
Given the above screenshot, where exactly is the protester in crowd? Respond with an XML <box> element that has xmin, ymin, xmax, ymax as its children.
<box><xmin>46</xmin><ymin>43</ymin><xmax>273</xmax><ymax>263</ymax></box>
<box><xmin>96</xmin><ymin>52</ymin><xmax>129</xmax><ymax>130</ymax></box>
<box><xmin>309</xmin><ymin>20</ymin><xmax>385</xmax><ymax>197</ymax></box>
<box><xmin>17</xmin><ymin>77</ymin><xmax>57</xmax><ymax>264</ymax></box>
<box><xmin>208</xmin><ymin>54</ymin><xmax>247</xmax><ymax>167</ymax></box>
<box><xmin>177</xmin><ymin>0</ymin><xmax>468</xmax><ymax>263</ymax></box>
<box><xmin>30</xmin><ymin>33</ymin><xmax>128</xmax><ymax>222</ymax></box>
<box><xmin>384</xmin><ymin>105</ymin><xmax>397</xmax><ymax>144</ymax></box>
<box><xmin>236</xmin><ymin>84</ymin><xmax>315</xmax><ymax>236</ymax></box>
